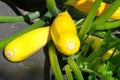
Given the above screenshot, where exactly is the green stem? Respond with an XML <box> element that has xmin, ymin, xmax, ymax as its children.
<box><xmin>0</xmin><ymin>11</ymin><xmax>40</xmax><ymax>22</ymax></box>
<box><xmin>46</xmin><ymin>0</ymin><xmax>60</xmax><ymax>16</ymax></box>
<box><xmin>94</xmin><ymin>31</ymin><xmax>106</xmax><ymax>38</ymax></box>
<box><xmin>92</xmin><ymin>0</ymin><xmax>120</xmax><ymax>26</ymax></box>
<box><xmin>75</xmin><ymin>19</ymin><xmax>84</xmax><ymax>26</ymax></box>
<box><xmin>78</xmin><ymin>0</ymin><xmax>102</xmax><ymax>42</ymax></box>
<box><xmin>67</xmin><ymin>57</ymin><xmax>84</xmax><ymax>80</ymax></box>
<box><xmin>48</xmin><ymin>41</ymin><xmax>64</xmax><ymax>80</ymax></box>
<box><xmin>96</xmin><ymin>20</ymin><xmax>120</xmax><ymax>30</ymax></box>
<box><xmin>0</xmin><ymin>11</ymin><xmax>52</xmax><ymax>49</ymax></box>
<box><xmin>85</xmin><ymin>50</ymin><xmax>103</xmax><ymax>64</ymax></box>
<box><xmin>64</xmin><ymin>64</ymin><xmax>74</xmax><ymax>80</ymax></box>
<box><xmin>81</xmin><ymin>68</ymin><xmax>103</xmax><ymax>80</ymax></box>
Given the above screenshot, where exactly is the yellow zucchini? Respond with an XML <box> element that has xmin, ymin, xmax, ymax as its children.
<box><xmin>65</xmin><ymin>0</ymin><xmax>120</xmax><ymax>19</ymax></box>
<box><xmin>85</xmin><ymin>35</ymin><xmax>119</xmax><ymax>61</ymax></box>
<box><xmin>4</xmin><ymin>27</ymin><xmax>50</xmax><ymax>62</ymax></box>
<box><xmin>51</xmin><ymin>11</ymin><xmax>80</xmax><ymax>56</ymax></box>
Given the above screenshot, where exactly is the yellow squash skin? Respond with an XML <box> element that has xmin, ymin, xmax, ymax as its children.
<box><xmin>4</xmin><ymin>27</ymin><xmax>50</xmax><ymax>62</ymax></box>
<box><xmin>65</xmin><ymin>0</ymin><xmax>120</xmax><ymax>20</ymax></box>
<box><xmin>51</xmin><ymin>11</ymin><xmax>80</xmax><ymax>56</ymax></box>
<box><xmin>85</xmin><ymin>35</ymin><xmax>119</xmax><ymax>61</ymax></box>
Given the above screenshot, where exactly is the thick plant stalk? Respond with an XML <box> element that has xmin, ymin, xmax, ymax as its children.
<box><xmin>96</xmin><ymin>20</ymin><xmax>120</xmax><ymax>30</ymax></box>
<box><xmin>64</xmin><ymin>64</ymin><xmax>74</xmax><ymax>80</ymax></box>
<box><xmin>0</xmin><ymin>11</ymin><xmax>40</xmax><ymax>22</ymax></box>
<box><xmin>46</xmin><ymin>0</ymin><xmax>59</xmax><ymax>16</ymax></box>
<box><xmin>67</xmin><ymin>57</ymin><xmax>84</xmax><ymax>80</ymax></box>
<box><xmin>78</xmin><ymin>0</ymin><xmax>102</xmax><ymax>42</ymax></box>
<box><xmin>48</xmin><ymin>42</ymin><xmax>64</xmax><ymax>80</ymax></box>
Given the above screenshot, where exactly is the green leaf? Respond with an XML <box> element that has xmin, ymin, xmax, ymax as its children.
<box><xmin>97</xmin><ymin>62</ymin><xmax>115</xmax><ymax>80</ymax></box>
<box><xmin>98</xmin><ymin>63</ymin><xmax>109</xmax><ymax>73</ymax></box>
<box><xmin>75</xmin><ymin>55</ymin><xmax>86</xmax><ymax>68</ymax></box>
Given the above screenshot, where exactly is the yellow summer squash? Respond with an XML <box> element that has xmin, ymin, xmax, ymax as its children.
<box><xmin>51</xmin><ymin>11</ymin><xmax>80</xmax><ymax>56</ymax></box>
<box><xmin>4</xmin><ymin>27</ymin><xmax>50</xmax><ymax>62</ymax></box>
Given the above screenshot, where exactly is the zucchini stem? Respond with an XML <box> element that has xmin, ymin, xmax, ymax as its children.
<box><xmin>48</xmin><ymin>41</ymin><xmax>64</xmax><ymax>80</ymax></box>
<box><xmin>64</xmin><ymin>64</ymin><xmax>74</xmax><ymax>80</ymax></box>
<box><xmin>0</xmin><ymin>11</ymin><xmax>40</xmax><ymax>22</ymax></box>
<box><xmin>67</xmin><ymin>57</ymin><xmax>84</xmax><ymax>80</ymax></box>
<box><xmin>46</xmin><ymin>0</ymin><xmax>60</xmax><ymax>16</ymax></box>
<box><xmin>96</xmin><ymin>20</ymin><xmax>120</xmax><ymax>30</ymax></box>
<box><xmin>78</xmin><ymin>0</ymin><xmax>103</xmax><ymax>42</ymax></box>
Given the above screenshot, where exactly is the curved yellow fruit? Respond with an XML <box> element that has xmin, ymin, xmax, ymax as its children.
<box><xmin>65</xmin><ymin>0</ymin><xmax>120</xmax><ymax>20</ymax></box>
<box><xmin>51</xmin><ymin>11</ymin><xmax>80</xmax><ymax>56</ymax></box>
<box><xmin>4</xmin><ymin>26</ymin><xmax>50</xmax><ymax>62</ymax></box>
<box><xmin>85</xmin><ymin>35</ymin><xmax>119</xmax><ymax>61</ymax></box>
